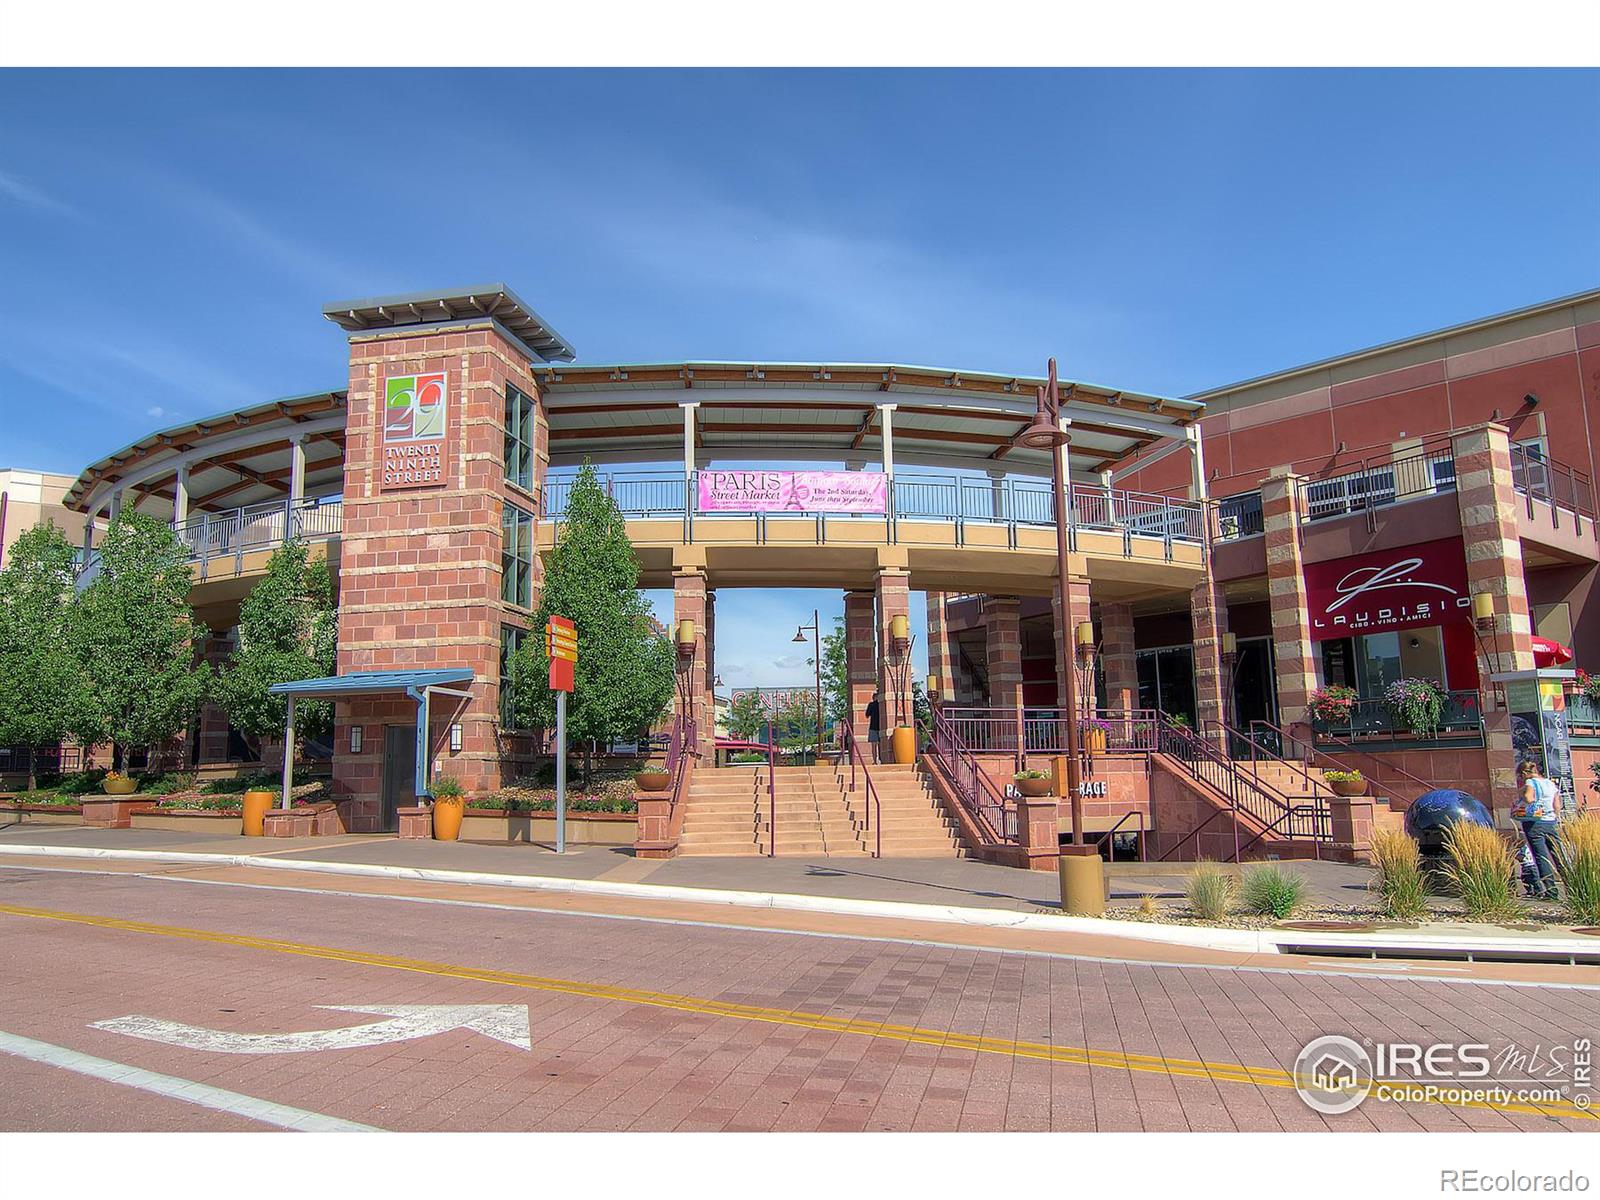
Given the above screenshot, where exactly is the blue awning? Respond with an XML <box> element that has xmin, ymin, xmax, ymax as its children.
<box><xmin>268</xmin><ymin>669</ymin><xmax>474</xmax><ymax>698</ymax></box>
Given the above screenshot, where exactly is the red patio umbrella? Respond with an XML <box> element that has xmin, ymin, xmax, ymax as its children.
<box><xmin>1531</xmin><ymin>636</ymin><xmax>1573</xmax><ymax>667</ymax></box>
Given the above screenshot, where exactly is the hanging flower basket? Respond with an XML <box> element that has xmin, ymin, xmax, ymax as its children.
<box><xmin>1307</xmin><ymin>685</ymin><xmax>1358</xmax><ymax>727</ymax></box>
<box><xmin>1383</xmin><ymin>678</ymin><xmax>1446</xmax><ymax>738</ymax></box>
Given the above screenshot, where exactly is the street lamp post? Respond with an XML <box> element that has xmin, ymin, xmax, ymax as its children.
<box><xmin>1016</xmin><ymin>358</ymin><xmax>1085</xmax><ymax>845</ymax></box>
<box><xmin>793</xmin><ymin>610</ymin><xmax>824</xmax><ymax>760</ymax></box>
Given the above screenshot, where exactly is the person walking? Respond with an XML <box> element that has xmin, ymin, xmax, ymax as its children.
<box><xmin>865</xmin><ymin>691</ymin><xmax>883</xmax><ymax>763</ymax></box>
<box><xmin>1515</xmin><ymin>759</ymin><xmax>1562</xmax><ymax>902</ymax></box>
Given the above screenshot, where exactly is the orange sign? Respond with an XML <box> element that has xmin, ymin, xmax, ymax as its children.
<box><xmin>547</xmin><ymin>615</ymin><xmax>576</xmax><ymax>692</ymax></box>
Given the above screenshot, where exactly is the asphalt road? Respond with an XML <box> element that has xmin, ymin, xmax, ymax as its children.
<box><xmin>0</xmin><ymin>864</ymin><xmax>1595</xmax><ymax>1132</ymax></box>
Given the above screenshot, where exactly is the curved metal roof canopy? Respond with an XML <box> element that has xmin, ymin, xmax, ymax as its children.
<box><xmin>533</xmin><ymin>361</ymin><xmax>1201</xmax><ymax>479</ymax></box>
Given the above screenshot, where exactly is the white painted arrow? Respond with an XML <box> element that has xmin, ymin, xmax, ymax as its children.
<box><xmin>90</xmin><ymin>1005</ymin><xmax>531</xmax><ymax>1054</ymax></box>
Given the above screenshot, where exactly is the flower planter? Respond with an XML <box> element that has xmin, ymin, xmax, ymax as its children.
<box><xmin>1328</xmin><ymin>777</ymin><xmax>1367</xmax><ymax>798</ymax></box>
<box><xmin>634</xmin><ymin>768</ymin><xmax>671</xmax><ymax>792</ymax></box>
<box><xmin>1081</xmin><ymin>727</ymin><xmax>1108</xmax><ymax>756</ymax></box>
<box><xmin>891</xmin><ymin>726</ymin><xmax>916</xmax><ymax>765</ymax></box>
<box><xmin>1013</xmin><ymin>776</ymin><xmax>1053</xmax><ymax>798</ymax></box>
<box><xmin>432</xmin><ymin>797</ymin><xmax>465</xmax><ymax>841</ymax></box>
<box><xmin>103</xmin><ymin>776</ymin><xmax>138</xmax><ymax>796</ymax></box>
<box><xmin>241</xmin><ymin>789</ymin><xmax>275</xmax><ymax>837</ymax></box>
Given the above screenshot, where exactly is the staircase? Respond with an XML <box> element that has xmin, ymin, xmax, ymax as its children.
<box><xmin>675</xmin><ymin>762</ymin><xmax>963</xmax><ymax>857</ymax></box>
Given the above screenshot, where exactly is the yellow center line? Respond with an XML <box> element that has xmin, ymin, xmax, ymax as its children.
<box><xmin>1</xmin><ymin>901</ymin><xmax>1590</xmax><ymax>1123</ymax></box>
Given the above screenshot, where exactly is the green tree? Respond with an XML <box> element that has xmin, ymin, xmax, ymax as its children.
<box><xmin>214</xmin><ymin>538</ymin><xmax>338</xmax><ymax>742</ymax></box>
<box><xmin>727</xmin><ymin>690</ymin><xmax>768</xmax><ymax>741</ymax></box>
<box><xmin>819</xmin><ymin>615</ymin><xmax>849</xmax><ymax>724</ymax></box>
<box><xmin>68</xmin><ymin>511</ymin><xmax>212</xmax><ymax>771</ymax></box>
<box><xmin>774</xmin><ymin>691</ymin><xmax>819</xmax><ymax>755</ymax></box>
<box><xmin>508</xmin><ymin>462</ymin><xmax>674</xmax><ymax>778</ymax></box>
<box><xmin>0</xmin><ymin>522</ymin><xmax>87</xmax><ymax>789</ymax></box>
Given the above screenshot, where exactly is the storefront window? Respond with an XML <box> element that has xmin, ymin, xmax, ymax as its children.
<box><xmin>501</xmin><ymin>502</ymin><xmax>535</xmax><ymax>609</ymax></box>
<box><xmin>1322</xmin><ymin>628</ymin><xmax>1447</xmax><ymax>698</ymax></box>
<box><xmin>1135</xmin><ymin>645</ymin><xmax>1196</xmax><ymax>726</ymax></box>
<box><xmin>504</xmin><ymin>384</ymin><xmax>536</xmax><ymax>493</ymax></box>
<box><xmin>500</xmin><ymin>624</ymin><xmax>527</xmax><ymax>728</ymax></box>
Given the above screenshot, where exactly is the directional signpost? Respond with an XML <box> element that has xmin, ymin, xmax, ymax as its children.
<box><xmin>546</xmin><ymin>615</ymin><xmax>578</xmax><ymax>853</ymax></box>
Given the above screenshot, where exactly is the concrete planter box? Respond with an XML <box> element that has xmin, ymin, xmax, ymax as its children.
<box><xmin>130</xmin><ymin>807</ymin><xmax>243</xmax><ymax>833</ymax></box>
<box><xmin>461</xmin><ymin>808</ymin><xmax>636</xmax><ymax>845</ymax></box>
<box><xmin>0</xmin><ymin>801</ymin><xmax>83</xmax><ymax>826</ymax></box>
<box><xmin>80</xmin><ymin>795</ymin><xmax>153</xmax><ymax>828</ymax></box>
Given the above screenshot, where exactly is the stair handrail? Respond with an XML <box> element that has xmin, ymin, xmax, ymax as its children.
<box><xmin>929</xmin><ymin>705</ymin><xmax>1015</xmax><ymax>845</ymax></box>
<box><xmin>1252</xmin><ymin>717</ymin><xmax>1436</xmax><ymax>808</ymax></box>
<box><xmin>1201</xmin><ymin>716</ymin><xmax>1317</xmax><ymax>793</ymax></box>
<box><xmin>766</xmin><ymin>718</ymin><xmax>777</xmax><ymax>858</ymax></box>
<box><xmin>1154</xmin><ymin>714</ymin><xmax>1328</xmax><ymax>841</ymax></box>
<box><xmin>1090</xmin><ymin>810</ymin><xmax>1146</xmax><ymax>862</ymax></box>
<box><xmin>839</xmin><ymin>718</ymin><xmax>883</xmax><ymax>858</ymax></box>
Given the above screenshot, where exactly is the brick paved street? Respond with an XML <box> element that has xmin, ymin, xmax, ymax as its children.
<box><xmin>0</xmin><ymin>864</ymin><xmax>1595</xmax><ymax>1132</ymax></box>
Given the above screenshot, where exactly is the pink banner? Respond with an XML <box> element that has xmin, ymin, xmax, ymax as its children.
<box><xmin>696</xmin><ymin>470</ymin><xmax>887</xmax><ymax>513</ymax></box>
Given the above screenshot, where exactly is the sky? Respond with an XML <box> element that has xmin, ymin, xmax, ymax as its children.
<box><xmin>2</xmin><ymin>69</ymin><xmax>1597</xmax><ymax>687</ymax></box>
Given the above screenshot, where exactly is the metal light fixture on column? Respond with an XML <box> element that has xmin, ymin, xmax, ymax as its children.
<box><xmin>1074</xmin><ymin>620</ymin><xmax>1097</xmax><ymax>719</ymax></box>
<box><xmin>793</xmin><ymin>609</ymin><xmax>823</xmax><ymax>760</ymax></box>
<box><xmin>1470</xmin><ymin>590</ymin><xmax>1504</xmax><ymax>707</ymax></box>
<box><xmin>885</xmin><ymin>612</ymin><xmax>916</xmax><ymax>764</ymax></box>
<box><xmin>1220</xmin><ymin>631</ymin><xmax>1239</xmax><ymax>730</ymax></box>
<box><xmin>674</xmin><ymin>619</ymin><xmax>697</xmax><ymax>740</ymax></box>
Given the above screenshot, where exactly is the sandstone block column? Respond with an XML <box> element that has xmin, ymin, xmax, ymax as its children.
<box><xmin>1190</xmin><ymin>569</ymin><xmax>1231</xmax><ymax>746</ymax></box>
<box><xmin>925</xmin><ymin>591</ymin><xmax>957</xmax><ymax>704</ymax></box>
<box><xmin>1100</xmin><ymin>602</ymin><xmax>1138</xmax><ymax>713</ymax></box>
<box><xmin>1453</xmin><ymin>423</ymin><xmax>1537</xmax><ymax>821</ymax></box>
<box><xmin>1050</xmin><ymin>576</ymin><xmax>1092</xmax><ymax>712</ymax></box>
<box><xmin>875</xmin><ymin>569</ymin><xmax>913</xmax><ymax>732</ymax></box>
<box><xmin>985</xmin><ymin>597</ymin><xmax>1024</xmax><ymax>714</ymax></box>
<box><xmin>332</xmin><ymin>315</ymin><xmax>542</xmax><ymax>830</ymax></box>
<box><xmin>845</xmin><ymin>589</ymin><xmax>877</xmax><ymax>734</ymax></box>
<box><xmin>1262</xmin><ymin>471</ymin><xmax>1318</xmax><ymax>735</ymax></box>
<box><xmin>673</xmin><ymin>567</ymin><xmax>713</xmax><ymax>760</ymax></box>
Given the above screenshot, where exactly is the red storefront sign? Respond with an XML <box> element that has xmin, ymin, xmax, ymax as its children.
<box><xmin>1305</xmin><ymin>537</ymin><xmax>1470</xmax><ymax>642</ymax></box>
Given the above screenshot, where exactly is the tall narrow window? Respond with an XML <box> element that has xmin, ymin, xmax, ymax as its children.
<box><xmin>502</xmin><ymin>502</ymin><xmax>534</xmax><ymax>608</ymax></box>
<box><xmin>500</xmin><ymin>624</ymin><xmax>527</xmax><ymax>727</ymax></box>
<box><xmin>504</xmin><ymin>384</ymin><xmax>536</xmax><ymax>493</ymax></box>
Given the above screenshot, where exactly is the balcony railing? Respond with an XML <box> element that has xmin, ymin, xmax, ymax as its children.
<box><xmin>1510</xmin><ymin>441</ymin><xmax>1594</xmax><ymax>532</ymax></box>
<box><xmin>75</xmin><ymin>497</ymin><xmax>343</xmax><ymax>582</ymax></box>
<box><xmin>1299</xmin><ymin>440</ymin><xmax>1457</xmax><ymax>526</ymax></box>
<box><xmin>542</xmin><ymin>469</ymin><xmax>1206</xmax><ymax>550</ymax></box>
<box><xmin>1311</xmin><ymin>688</ymin><xmax>1484</xmax><ymax>744</ymax></box>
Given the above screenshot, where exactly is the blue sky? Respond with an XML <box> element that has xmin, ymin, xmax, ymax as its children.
<box><xmin>2</xmin><ymin>69</ymin><xmax>1597</xmax><ymax>686</ymax></box>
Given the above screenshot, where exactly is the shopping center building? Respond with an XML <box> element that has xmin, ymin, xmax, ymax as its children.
<box><xmin>44</xmin><ymin>283</ymin><xmax>1600</xmax><ymax>862</ymax></box>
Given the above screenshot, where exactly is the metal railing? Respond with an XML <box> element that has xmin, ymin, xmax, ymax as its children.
<box><xmin>1510</xmin><ymin>442</ymin><xmax>1594</xmax><ymax>532</ymax></box>
<box><xmin>928</xmin><ymin>707</ymin><xmax>1017</xmax><ymax>844</ymax></box>
<box><xmin>1256</xmin><ymin>718</ymin><xmax>1438</xmax><ymax>810</ymax></box>
<box><xmin>540</xmin><ymin>468</ymin><xmax>1205</xmax><ymax>551</ymax></box>
<box><xmin>1211</xmin><ymin>491</ymin><xmax>1264</xmax><ymax>541</ymax></box>
<box><xmin>1311</xmin><ymin>689</ymin><xmax>1483</xmax><ymax>742</ymax></box>
<box><xmin>935</xmin><ymin>706</ymin><xmax>1159</xmax><ymax>757</ymax></box>
<box><xmin>1299</xmin><ymin>438</ymin><xmax>1457</xmax><ymax>527</ymax></box>
<box><xmin>838</xmin><ymin>719</ymin><xmax>882</xmax><ymax>858</ymax></box>
<box><xmin>75</xmin><ymin>497</ymin><xmax>344</xmax><ymax>581</ymax></box>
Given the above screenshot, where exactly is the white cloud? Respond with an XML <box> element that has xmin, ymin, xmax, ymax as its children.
<box><xmin>0</xmin><ymin>169</ymin><xmax>81</xmax><ymax>219</ymax></box>
<box><xmin>146</xmin><ymin>405</ymin><xmax>171</xmax><ymax>419</ymax></box>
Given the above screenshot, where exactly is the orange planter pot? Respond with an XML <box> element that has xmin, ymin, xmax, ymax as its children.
<box><xmin>1014</xmin><ymin>776</ymin><xmax>1053</xmax><ymax>798</ymax></box>
<box><xmin>241</xmin><ymin>789</ymin><xmax>275</xmax><ymax>837</ymax></box>
<box><xmin>891</xmin><ymin>726</ymin><xmax>916</xmax><ymax>765</ymax></box>
<box><xmin>1081</xmin><ymin>727</ymin><xmax>1108</xmax><ymax>756</ymax></box>
<box><xmin>103</xmin><ymin>776</ymin><xmax>138</xmax><ymax>796</ymax></box>
<box><xmin>432</xmin><ymin>798</ymin><xmax>465</xmax><ymax>841</ymax></box>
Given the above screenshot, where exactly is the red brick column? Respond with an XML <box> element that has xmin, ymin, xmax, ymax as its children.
<box><xmin>1100</xmin><ymin>602</ymin><xmax>1138</xmax><ymax>713</ymax></box>
<box><xmin>1190</xmin><ymin>569</ymin><xmax>1231</xmax><ymax>747</ymax></box>
<box><xmin>875</xmin><ymin>569</ymin><xmax>913</xmax><ymax>731</ymax></box>
<box><xmin>1452</xmin><ymin>423</ymin><xmax>1537</xmax><ymax>822</ymax></box>
<box><xmin>925</xmin><ymin>591</ymin><xmax>957</xmax><ymax>704</ymax></box>
<box><xmin>672</xmin><ymin>568</ymin><xmax>714</xmax><ymax>760</ymax></box>
<box><xmin>844</xmin><ymin>589</ymin><xmax>877</xmax><ymax>735</ymax></box>
<box><xmin>1262</xmin><ymin>471</ymin><xmax>1318</xmax><ymax>734</ymax></box>
<box><xmin>1015</xmin><ymin>793</ymin><xmax>1060</xmax><ymax>871</ymax></box>
<box><xmin>1050</xmin><ymin>576</ymin><xmax>1093</xmax><ymax>711</ymax></box>
<box><xmin>984</xmin><ymin>597</ymin><xmax>1023</xmax><ymax>713</ymax></box>
<box><xmin>332</xmin><ymin>322</ymin><xmax>541</xmax><ymax>830</ymax></box>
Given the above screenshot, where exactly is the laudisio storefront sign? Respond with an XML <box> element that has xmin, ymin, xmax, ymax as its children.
<box><xmin>380</xmin><ymin>371</ymin><xmax>449</xmax><ymax>490</ymax></box>
<box><xmin>1305</xmin><ymin>537</ymin><xmax>1470</xmax><ymax>641</ymax></box>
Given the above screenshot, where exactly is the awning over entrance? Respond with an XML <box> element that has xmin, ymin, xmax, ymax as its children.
<box><xmin>268</xmin><ymin>669</ymin><xmax>475</xmax><ymax>812</ymax></box>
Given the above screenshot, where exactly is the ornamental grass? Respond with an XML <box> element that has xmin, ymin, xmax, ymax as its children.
<box><xmin>1185</xmin><ymin>861</ymin><xmax>1234</xmax><ymax>922</ymax></box>
<box><xmin>1369</xmin><ymin>828</ymin><xmax>1430</xmax><ymax>922</ymax></box>
<box><xmin>1553</xmin><ymin>813</ymin><xmax>1600</xmax><ymax>926</ymax></box>
<box><xmin>1441</xmin><ymin>821</ymin><xmax>1521</xmax><ymax>921</ymax></box>
<box><xmin>1239</xmin><ymin>864</ymin><xmax>1307</xmax><ymax>920</ymax></box>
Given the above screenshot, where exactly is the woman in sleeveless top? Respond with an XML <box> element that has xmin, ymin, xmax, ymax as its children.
<box><xmin>1515</xmin><ymin>760</ymin><xmax>1561</xmax><ymax>902</ymax></box>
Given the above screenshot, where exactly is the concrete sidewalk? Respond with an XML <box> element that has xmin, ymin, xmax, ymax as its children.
<box><xmin>0</xmin><ymin>821</ymin><xmax>1379</xmax><ymax>914</ymax></box>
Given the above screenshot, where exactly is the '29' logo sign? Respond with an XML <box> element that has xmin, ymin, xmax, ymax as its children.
<box><xmin>384</xmin><ymin>373</ymin><xmax>448</xmax><ymax>442</ymax></box>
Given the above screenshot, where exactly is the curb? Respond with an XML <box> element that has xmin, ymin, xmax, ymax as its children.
<box><xmin>1</xmin><ymin>843</ymin><xmax>1596</xmax><ymax>962</ymax></box>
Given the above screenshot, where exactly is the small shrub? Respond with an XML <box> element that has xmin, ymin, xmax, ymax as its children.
<box><xmin>1138</xmin><ymin>894</ymin><xmax>1160</xmax><ymax>919</ymax></box>
<box><xmin>54</xmin><ymin>769</ymin><xmax>108</xmax><ymax>795</ymax></box>
<box><xmin>137</xmin><ymin>772</ymin><xmax>195</xmax><ymax>795</ymax></box>
<box><xmin>1186</xmin><ymin>861</ymin><xmax>1234</xmax><ymax>922</ymax></box>
<box><xmin>1369</xmin><ymin>828</ymin><xmax>1429</xmax><ymax>921</ymax></box>
<box><xmin>199</xmin><ymin>768</ymin><xmax>321</xmax><ymax>795</ymax></box>
<box><xmin>431</xmin><ymin>776</ymin><xmax>465</xmax><ymax>800</ymax></box>
<box><xmin>1239</xmin><ymin>864</ymin><xmax>1307</xmax><ymax>919</ymax></box>
<box><xmin>1554</xmin><ymin>813</ymin><xmax>1600</xmax><ymax>926</ymax></box>
<box><xmin>1013</xmin><ymin>769</ymin><xmax>1050</xmax><ymax>781</ymax></box>
<box><xmin>1322</xmin><ymin>769</ymin><xmax>1363</xmax><ymax>784</ymax></box>
<box><xmin>1441</xmin><ymin>821</ymin><xmax>1521</xmax><ymax>920</ymax></box>
<box><xmin>156</xmin><ymin>796</ymin><xmax>243</xmax><ymax>812</ymax></box>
